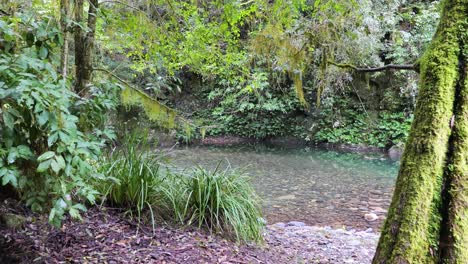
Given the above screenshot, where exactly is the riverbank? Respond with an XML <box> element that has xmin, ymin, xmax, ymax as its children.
<box><xmin>156</xmin><ymin>134</ymin><xmax>404</xmax><ymax>160</ymax></box>
<box><xmin>1</xmin><ymin>206</ymin><xmax>379</xmax><ymax>263</ymax></box>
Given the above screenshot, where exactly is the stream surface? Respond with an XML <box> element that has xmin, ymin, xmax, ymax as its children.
<box><xmin>168</xmin><ymin>144</ymin><xmax>399</xmax><ymax>230</ymax></box>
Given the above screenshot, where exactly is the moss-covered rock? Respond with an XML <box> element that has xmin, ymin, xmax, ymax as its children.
<box><xmin>0</xmin><ymin>213</ymin><xmax>26</xmax><ymax>229</ymax></box>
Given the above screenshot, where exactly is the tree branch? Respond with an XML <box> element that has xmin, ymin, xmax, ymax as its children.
<box><xmin>328</xmin><ymin>60</ymin><xmax>418</xmax><ymax>73</ymax></box>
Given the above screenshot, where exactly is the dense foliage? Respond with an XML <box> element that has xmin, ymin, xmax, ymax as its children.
<box><xmin>0</xmin><ymin>12</ymin><xmax>111</xmax><ymax>225</ymax></box>
<box><xmin>97</xmin><ymin>0</ymin><xmax>439</xmax><ymax>145</ymax></box>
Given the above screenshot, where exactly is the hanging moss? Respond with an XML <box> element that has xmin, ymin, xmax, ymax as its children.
<box><xmin>250</xmin><ymin>23</ymin><xmax>310</xmax><ymax>109</ymax></box>
<box><xmin>120</xmin><ymin>87</ymin><xmax>176</xmax><ymax>129</ymax></box>
<box><xmin>316</xmin><ymin>47</ymin><xmax>329</xmax><ymax>107</ymax></box>
<box><xmin>290</xmin><ymin>71</ymin><xmax>309</xmax><ymax>109</ymax></box>
<box><xmin>200</xmin><ymin>126</ymin><xmax>207</xmax><ymax>140</ymax></box>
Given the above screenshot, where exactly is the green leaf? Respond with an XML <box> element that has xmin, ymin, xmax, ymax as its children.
<box><xmin>50</xmin><ymin>160</ymin><xmax>61</xmax><ymax>174</ymax></box>
<box><xmin>37</xmin><ymin>111</ymin><xmax>49</xmax><ymax>126</ymax></box>
<box><xmin>55</xmin><ymin>155</ymin><xmax>66</xmax><ymax>169</ymax></box>
<box><xmin>48</xmin><ymin>208</ymin><xmax>56</xmax><ymax>223</ymax></box>
<box><xmin>38</xmin><ymin>151</ymin><xmax>55</xmax><ymax>162</ymax></box>
<box><xmin>73</xmin><ymin>203</ymin><xmax>87</xmax><ymax>212</ymax></box>
<box><xmin>3</xmin><ymin>111</ymin><xmax>14</xmax><ymax>129</ymax></box>
<box><xmin>37</xmin><ymin>159</ymin><xmax>52</xmax><ymax>172</ymax></box>
<box><xmin>59</xmin><ymin>131</ymin><xmax>70</xmax><ymax>142</ymax></box>
<box><xmin>1</xmin><ymin>170</ymin><xmax>17</xmax><ymax>187</ymax></box>
<box><xmin>38</xmin><ymin>45</ymin><xmax>48</xmax><ymax>59</ymax></box>
<box><xmin>48</xmin><ymin>132</ymin><xmax>59</xmax><ymax>146</ymax></box>
<box><xmin>17</xmin><ymin>145</ymin><xmax>33</xmax><ymax>159</ymax></box>
<box><xmin>68</xmin><ymin>207</ymin><xmax>82</xmax><ymax>220</ymax></box>
<box><xmin>7</xmin><ymin>149</ymin><xmax>18</xmax><ymax>164</ymax></box>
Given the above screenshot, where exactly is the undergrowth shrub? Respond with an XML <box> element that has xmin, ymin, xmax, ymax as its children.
<box><xmin>0</xmin><ymin>12</ymin><xmax>106</xmax><ymax>226</ymax></box>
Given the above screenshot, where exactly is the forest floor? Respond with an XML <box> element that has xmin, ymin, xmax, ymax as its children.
<box><xmin>0</xmin><ymin>201</ymin><xmax>379</xmax><ymax>264</ymax></box>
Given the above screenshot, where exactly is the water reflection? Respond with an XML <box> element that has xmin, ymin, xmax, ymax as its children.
<box><xmin>167</xmin><ymin>144</ymin><xmax>399</xmax><ymax>230</ymax></box>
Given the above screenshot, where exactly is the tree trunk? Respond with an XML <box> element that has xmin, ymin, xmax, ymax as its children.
<box><xmin>74</xmin><ymin>0</ymin><xmax>98</xmax><ymax>94</ymax></box>
<box><xmin>373</xmin><ymin>0</ymin><xmax>467</xmax><ymax>263</ymax></box>
<box><xmin>439</xmin><ymin>32</ymin><xmax>468</xmax><ymax>263</ymax></box>
<box><xmin>74</xmin><ymin>0</ymin><xmax>85</xmax><ymax>92</ymax></box>
<box><xmin>59</xmin><ymin>0</ymin><xmax>69</xmax><ymax>79</ymax></box>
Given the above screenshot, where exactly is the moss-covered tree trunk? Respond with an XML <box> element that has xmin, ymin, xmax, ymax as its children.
<box><xmin>373</xmin><ymin>0</ymin><xmax>467</xmax><ymax>263</ymax></box>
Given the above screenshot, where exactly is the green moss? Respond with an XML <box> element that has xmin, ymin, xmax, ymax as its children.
<box><xmin>442</xmin><ymin>43</ymin><xmax>468</xmax><ymax>263</ymax></box>
<box><xmin>121</xmin><ymin>87</ymin><xmax>176</xmax><ymax>129</ymax></box>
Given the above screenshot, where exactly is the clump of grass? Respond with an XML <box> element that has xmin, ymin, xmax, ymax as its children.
<box><xmin>93</xmin><ymin>132</ymin><xmax>162</xmax><ymax>230</ymax></box>
<box><xmin>160</xmin><ymin>165</ymin><xmax>265</xmax><ymax>243</ymax></box>
<box><xmin>93</xmin><ymin>132</ymin><xmax>264</xmax><ymax>242</ymax></box>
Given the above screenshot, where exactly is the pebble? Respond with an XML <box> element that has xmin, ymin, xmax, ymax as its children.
<box><xmin>364</xmin><ymin>213</ymin><xmax>379</xmax><ymax>221</ymax></box>
<box><xmin>286</xmin><ymin>221</ymin><xmax>306</xmax><ymax>227</ymax></box>
<box><xmin>276</xmin><ymin>194</ymin><xmax>296</xmax><ymax>200</ymax></box>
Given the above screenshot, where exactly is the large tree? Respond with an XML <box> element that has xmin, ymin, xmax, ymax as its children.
<box><xmin>373</xmin><ymin>0</ymin><xmax>467</xmax><ymax>263</ymax></box>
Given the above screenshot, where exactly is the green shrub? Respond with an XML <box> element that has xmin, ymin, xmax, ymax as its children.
<box><xmin>160</xmin><ymin>166</ymin><xmax>265</xmax><ymax>243</ymax></box>
<box><xmin>0</xmin><ymin>12</ymin><xmax>105</xmax><ymax>226</ymax></box>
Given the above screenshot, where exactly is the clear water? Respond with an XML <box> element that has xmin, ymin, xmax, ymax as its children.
<box><xmin>167</xmin><ymin>144</ymin><xmax>399</xmax><ymax>230</ymax></box>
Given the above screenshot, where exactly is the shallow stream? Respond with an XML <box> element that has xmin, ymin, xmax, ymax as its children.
<box><xmin>168</xmin><ymin>144</ymin><xmax>399</xmax><ymax>230</ymax></box>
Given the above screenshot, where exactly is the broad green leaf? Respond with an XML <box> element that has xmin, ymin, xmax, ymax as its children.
<box><xmin>50</xmin><ymin>160</ymin><xmax>61</xmax><ymax>174</ymax></box>
<box><xmin>48</xmin><ymin>132</ymin><xmax>59</xmax><ymax>146</ymax></box>
<box><xmin>7</xmin><ymin>149</ymin><xmax>18</xmax><ymax>164</ymax></box>
<box><xmin>38</xmin><ymin>151</ymin><xmax>55</xmax><ymax>162</ymax></box>
<box><xmin>55</xmin><ymin>155</ymin><xmax>66</xmax><ymax>171</ymax></box>
<box><xmin>38</xmin><ymin>45</ymin><xmax>48</xmax><ymax>59</ymax></box>
<box><xmin>37</xmin><ymin>159</ymin><xmax>52</xmax><ymax>172</ymax></box>
<box><xmin>17</xmin><ymin>145</ymin><xmax>33</xmax><ymax>158</ymax></box>
<box><xmin>37</xmin><ymin>111</ymin><xmax>49</xmax><ymax>126</ymax></box>
<box><xmin>1</xmin><ymin>170</ymin><xmax>17</xmax><ymax>187</ymax></box>
<box><xmin>3</xmin><ymin>111</ymin><xmax>14</xmax><ymax>129</ymax></box>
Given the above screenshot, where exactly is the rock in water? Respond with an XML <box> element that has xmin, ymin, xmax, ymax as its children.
<box><xmin>364</xmin><ymin>213</ymin><xmax>378</xmax><ymax>222</ymax></box>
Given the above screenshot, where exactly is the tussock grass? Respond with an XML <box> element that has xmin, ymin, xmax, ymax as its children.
<box><xmin>93</xmin><ymin>133</ymin><xmax>163</xmax><ymax>231</ymax></box>
<box><xmin>94</xmin><ymin>133</ymin><xmax>264</xmax><ymax>242</ymax></box>
<box><xmin>160</xmin><ymin>165</ymin><xmax>265</xmax><ymax>243</ymax></box>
